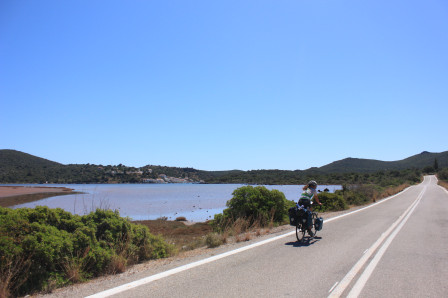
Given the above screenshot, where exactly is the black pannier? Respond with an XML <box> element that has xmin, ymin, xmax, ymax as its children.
<box><xmin>288</xmin><ymin>206</ymin><xmax>298</xmax><ymax>226</ymax></box>
<box><xmin>288</xmin><ymin>206</ymin><xmax>306</xmax><ymax>226</ymax></box>
<box><xmin>314</xmin><ymin>217</ymin><xmax>323</xmax><ymax>231</ymax></box>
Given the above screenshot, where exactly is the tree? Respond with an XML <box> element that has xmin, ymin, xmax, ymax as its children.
<box><xmin>434</xmin><ymin>158</ymin><xmax>439</xmax><ymax>171</ymax></box>
<box><xmin>423</xmin><ymin>166</ymin><xmax>434</xmax><ymax>174</ymax></box>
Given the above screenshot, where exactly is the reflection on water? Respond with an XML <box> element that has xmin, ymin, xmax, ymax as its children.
<box><xmin>10</xmin><ymin>184</ymin><xmax>341</xmax><ymax>222</ymax></box>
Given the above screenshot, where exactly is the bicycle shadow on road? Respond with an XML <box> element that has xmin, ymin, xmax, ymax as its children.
<box><xmin>285</xmin><ymin>236</ymin><xmax>322</xmax><ymax>247</ymax></box>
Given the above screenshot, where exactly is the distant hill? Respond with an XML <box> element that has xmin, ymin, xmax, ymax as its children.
<box><xmin>313</xmin><ymin>151</ymin><xmax>448</xmax><ymax>173</ymax></box>
<box><xmin>0</xmin><ymin>149</ymin><xmax>446</xmax><ymax>184</ymax></box>
<box><xmin>0</xmin><ymin>149</ymin><xmax>61</xmax><ymax>169</ymax></box>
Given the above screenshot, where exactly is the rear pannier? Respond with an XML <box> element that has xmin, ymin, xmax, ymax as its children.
<box><xmin>288</xmin><ymin>206</ymin><xmax>306</xmax><ymax>226</ymax></box>
<box><xmin>314</xmin><ymin>217</ymin><xmax>323</xmax><ymax>231</ymax></box>
<box><xmin>288</xmin><ymin>206</ymin><xmax>298</xmax><ymax>226</ymax></box>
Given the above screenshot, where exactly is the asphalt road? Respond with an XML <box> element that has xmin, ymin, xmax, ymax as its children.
<box><xmin>68</xmin><ymin>176</ymin><xmax>448</xmax><ymax>297</ymax></box>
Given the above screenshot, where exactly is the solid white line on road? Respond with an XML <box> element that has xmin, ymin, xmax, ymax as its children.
<box><xmin>324</xmin><ymin>186</ymin><xmax>412</xmax><ymax>225</ymax></box>
<box><xmin>86</xmin><ymin>185</ymin><xmax>417</xmax><ymax>298</ymax></box>
<box><xmin>328</xmin><ymin>186</ymin><xmax>427</xmax><ymax>298</ymax></box>
<box><xmin>86</xmin><ymin>230</ymin><xmax>296</xmax><ymax>298</ymax></box>
<box><xmin>329</xmin><ymin>282</ymin><xmax>339</xmax><ymax>293</ymax></box>
<box><xmin>438</xmin><ymin>185</ymin><xmax>448</xmax><ymax>195</ymax></box>
<box><xmin>347</xmin><ymin>186</ymin><xmax>426</xmax><ymax>297</ymax></box>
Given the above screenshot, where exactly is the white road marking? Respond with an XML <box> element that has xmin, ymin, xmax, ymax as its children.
<box><xmin>438</xmin><ymin>185</ymin><xmax>448</xmax><ymax>195</ymax></box>
<box><xmin>324</xmin><ymin>186</ymin><xmax>412</xmax><ymax>225</ymax></box>
<box><xmin>435</xmin><ymin>176</ymin><xmax>448</xmax><ymax>195</ymax></box>
<box><xmin>329</xmin><ymin>282</ymin><xmax>339</xmax><ymax>293</ymax></box>
<box><xmin>86</xmin><ymin>230</ymin><xmax>296</xmax><ymax>298</ymax></box>
<box><xmin>328</xmin><ymin>186</ymin><xmax>426</xmax><ymax>298</ymax></box>
<box><xmin>347</xmin><ymin>186</ymin><xmax>426</xmax><ymax>297</ymax></box>
<box><xmin>86</xmin><ymin>184</ymin><xmax>417</xmax><ymax>298</ymax></box>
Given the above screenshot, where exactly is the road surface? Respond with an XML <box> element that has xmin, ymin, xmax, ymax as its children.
<box><xmin>52</xmin><ymin>176</ymin><xmax>448</xmax><ymax>297</ymax></box>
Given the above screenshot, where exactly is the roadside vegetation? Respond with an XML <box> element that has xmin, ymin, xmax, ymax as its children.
<box><xmin>437</xmin><ymin>168</ymin><xmax>448</xmax><ymax>190</ymax></box>
<box><xmin>133</xmin><ymin>219</ymin><xmax>212</xmax><ymax>252</ymax></box>
<box><xmin>0</xmin><ymin>207</ymin><xmax>174</xmax><ymax>297</ymax></box>
<box><xmin>211</xmin><ymin>186</ymin><xmax>294</xmax><ymax>232</ymax></box>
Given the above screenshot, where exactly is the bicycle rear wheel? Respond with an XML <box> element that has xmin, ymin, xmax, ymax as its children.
<box><xmin>296</xmin><ymin>223</ymin><xmax>306</xmax><ymax>242</ymax></box>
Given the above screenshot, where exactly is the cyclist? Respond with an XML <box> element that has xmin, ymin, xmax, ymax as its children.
<box><xmin>298</xmin><ymin>180</ymin><xmax>322</xmax><ymax>237</ymax></box>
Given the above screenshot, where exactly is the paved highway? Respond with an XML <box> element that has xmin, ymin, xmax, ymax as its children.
<box><xmin>58</xmin><ymin>176</ymin><xmax>448</xmax><ymax>297</ymax></box>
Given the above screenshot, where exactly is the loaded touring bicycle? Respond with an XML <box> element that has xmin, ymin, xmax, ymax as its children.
<box><xmin>288</xmin><ymin>203</ymin><xmax>323</xmax><ymax>242</ymax></box>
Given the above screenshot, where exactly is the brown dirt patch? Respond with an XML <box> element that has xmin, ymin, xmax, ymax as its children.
<box><xmin>0</xmin><ymin>186</ymin><xmax>79</xmax><ymax>207</ymax></box>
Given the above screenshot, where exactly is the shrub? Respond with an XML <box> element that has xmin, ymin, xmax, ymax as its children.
<box><xmin>0</xmin><ymin>206</ymin><xmax>174</xmax><ymax>296</ymax></box>
<box><xmin>211</xmin><ymin>186</ymin><xmax>294</xmax><ymax>233</ymax></box>
<box><xmin>438</xmin><ymin>168</ymin><xmax>448</xmax><ymax>180</ymax></box>
<box><xmin>344</xmin><ymin>191</ymin><xmax>370</xmax><ymax>206</ymax></box>
<box><xmin>314</xmin><ymin>192</ymin><xmax>348</xmax><ymax>212</ymax></box>
<box><xmin>340</xmin><ymin>184</ymin><xmax>377</xmax><ymax>206</ymax></box>
<box><xmin>227</xmin><ymin>186</ymin><xmax>289</xmax><ymax>222</ymax></box>
<box><xmin>205</xmin><ymin>233</ymin><xmax>222</xmax><ymax>248</ymax></box>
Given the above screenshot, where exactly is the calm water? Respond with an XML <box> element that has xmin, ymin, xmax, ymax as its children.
<box><xmin>9</xmin><ymin>184</ymin><xmax>341</xmax><ymax>222</ymax></box>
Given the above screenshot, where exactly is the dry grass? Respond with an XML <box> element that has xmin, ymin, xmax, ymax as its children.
<box><xmin>255</xmin><ymin>228</ymin><xmax>269</xmax><ymax>237</ymax></box>
<box><xmin>205</xmin><ymin>233</ymin><xmax>223</xmax><ymax>248</ymax></box>
<box><xmin>107</xmin><ymin>254</ymin><xmax>127</xmax><ymax>275</ymax></box>
<box><xmin>63</xmin><ymin>258</ymin><xmax>84</xmax><ymax>284</ymax></box>
<box><xmin>232</xmin><ymin>218</ymin><xmax>249</xmax><ymax>236</ymax></box>
<box><xmin>438</xmin><ymin>180</ymin><xmax>448</xmax><ymax>190</ymax></box>
<box><xmin>0</xmin><ymin>255</ymin><xmax>31</xmax><ymax>297</ymax></box>
<box><xmin>378</xmin><ymin>184</ymin><xmax>410</xmax><ymax>200</ymax></box>
<box><xmin>236</xmin><ymin>232</ymin><xmax>253</xmax><ymax>243</ymax></box>
<box><xmin>133</xmin><ymin>219</ymin><xmax>212</xmax><ymax>252</ymax></box>
<box><xmin>133</xmin><ymin>216</ymin><xmax>274</xmax><ymax>251</ymax></box>
<box><xmin>221</xmin><ymin>230</ymin><xmax>230</xmax><ymax>244</ymax></box>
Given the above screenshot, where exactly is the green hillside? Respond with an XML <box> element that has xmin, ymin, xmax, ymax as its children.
<box><xmin>396</xmin><ymin>151</ymin><xmax>448</xmax><ymax>169</ymax></box>
<box><xmin>0</xmin><ymin>149</ymin><xmax>445</xmax><ymax>184</ymax></box>
<box><xmin>0</xmin><ymin>149</ymin><xmax>61</xmax><ymax>168</ymax></box>
<box><xmin>316</xmin><ymin>151</ymin><xmax>448</xmax><ymax>173</ymax></box>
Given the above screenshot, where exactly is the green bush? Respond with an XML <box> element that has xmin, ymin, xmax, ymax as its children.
<box><xmin>205</xmin><ymin>233</ymin><xmax>223</xmax><ymax>248</ymax></box>
<box><xmin>314</xmin><ymin>192</ymin><xmax>348</xmax><ymax>212</ymax></box>
<box><xmin>438</xmin><ymin>168</ymin><xmax>448</xmax><ymax>180</ymax></box>
<box><xmin>0</xmin><ymin>206</ymin><xmax>173</xmax><ymax>296</ymax></box>
<box><xmin>211</xmin><ymin>186</ymin><xmax>293</xmax><ymax>232</ymax></box>
<box><xmin>336</xmin><ymin>184</ymin><xmax>377</xmax><ymax>206</ymax></box>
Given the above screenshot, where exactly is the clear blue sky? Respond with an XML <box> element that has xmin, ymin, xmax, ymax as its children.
<box><xmin>1</xmin><ymin>0</ymin><xmax>447</xmax><ymax>171</ymax></box>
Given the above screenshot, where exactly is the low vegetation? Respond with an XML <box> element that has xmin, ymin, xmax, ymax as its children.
<box><xmin>211</xmin><ymin>186</ymin><xmax>294</xmax><ymax>233</ymax></box>
<box><xmin>437</xmin><ymin>168</ymin><xmax>448</xmax><ymax>190</ymax></box>
<box><xmin>133</xmin><ymin>219</ymin><xmax>212</xmax><ymax>252</ymax></box>
<box><xmin>0</xmin><ymin>207</ymin><xmax>174</xmax><ymax>297</ymax></box>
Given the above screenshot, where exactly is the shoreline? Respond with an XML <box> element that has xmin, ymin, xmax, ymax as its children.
<box><xmin>0</xmin><ymin>186</ymin><xmax>80</xmax><ymax>208</ymax></box>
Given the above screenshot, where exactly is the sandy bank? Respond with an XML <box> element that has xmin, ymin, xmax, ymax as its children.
<box><xmin>0</xmin><ymin>186</ymin><xmax>78</xmax><ymax>207</ymax></box>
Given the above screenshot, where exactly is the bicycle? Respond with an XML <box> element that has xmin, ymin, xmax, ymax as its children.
<box><xmin>295</xmin><ymin>205</ymin><xmax>319</xmax><ymax>242</ymax></box>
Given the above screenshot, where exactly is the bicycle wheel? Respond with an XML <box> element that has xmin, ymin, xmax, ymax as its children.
<box><xmin>311</xmin><ymin>212</ymin><xmax>318</xmax><ymax>237</ymax></box>
<box><xmin>296</xmin><ymin>223</ymin><xmax>306</xmax><ymax>242</ymax></box>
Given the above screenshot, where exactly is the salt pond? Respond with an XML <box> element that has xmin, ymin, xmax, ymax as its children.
<box><xmin>10</xmin><ymin>184</ymin><xmax>341</xmax><ymax>222</ymax></box>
